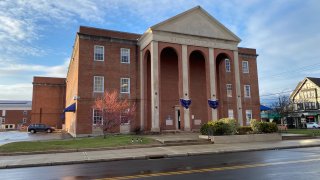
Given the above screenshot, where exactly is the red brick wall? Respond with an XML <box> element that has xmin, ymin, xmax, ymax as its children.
<box><xmin>238</xmin><ymin>48</ymin><xmax>261</xmax><ymax>125</ymax></box>
<box><xmin>1</xmin><ymin>110</ymin><xmax>31</xmax><ymax>128</ymax></box>
<box><xmin>73</xmin><ymin>31</ymin><xmax>139</xmax><ymax>135</ymax></box>
<box><xmin>31</xmin><ymin>77</ymin><xmax>66</xmax><ymax>128</ymax></box>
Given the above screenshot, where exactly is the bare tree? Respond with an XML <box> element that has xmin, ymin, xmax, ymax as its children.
<box><xmin>93</xmin><ymin>90</ymin><xmax>136</xmax><ymax>138</ymax></box>
<box><xmin>270</xmin><ymin>95</ymin><xmax>292</xmax><ymax>124</ymax></box>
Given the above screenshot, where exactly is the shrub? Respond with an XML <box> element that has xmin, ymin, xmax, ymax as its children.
<box><xmin>200</xmin><ymin>118</ymin><xmax>237</xmax><ymax>136</ymax></box>
<box><xmin>219</xmin><ymin>118</ymin><xmax>238</xmax><ymax>135</ymax></box>
<box><xmin>237</xmin><ymin>126</ymin><xmax>253</xmax><ymax>135</ymax></box>
<box><xmin>200</xmin><ymin>123</ymin><xmax>212</xmax><ymax>135</ymax></box>
<box><xmin>250</xmin><ymin>119</ymin><xmax>278</xmax><ymax>133</ymax></box>
<box><xmin>211</xmin><ymin>121</ymin><xmax>231</xmax><ymax>135</ymax></box>
<box><xmin>250</xmin><ymin>119</ymin><xmax>260</xmax><ymax>133</ymax></box>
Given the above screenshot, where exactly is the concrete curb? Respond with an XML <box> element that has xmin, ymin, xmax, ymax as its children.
<box><xmin>0</xmin><ymin>141</ymin><xmax>211</xmax><ymax>156</ymax></box>
<box><xmin>1</xmin><ymin>143</ymin><xmax>320</xmax><ymax>169</ymax></box>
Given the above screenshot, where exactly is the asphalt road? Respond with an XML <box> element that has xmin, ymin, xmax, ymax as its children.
<box><xmin>1</xmin><ymin>147</ymin><xmax>320</xmax><ymax>180</ymax></box>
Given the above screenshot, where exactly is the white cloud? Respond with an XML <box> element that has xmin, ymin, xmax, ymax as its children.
<box><xmin>0</xmin><ymin>83</ymin><xmax>33</xmax><ymax>100</ymax></box>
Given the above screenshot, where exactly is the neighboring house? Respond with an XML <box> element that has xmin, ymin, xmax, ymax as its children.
<box><xmin>31</xmin><ymin>77</ymin><xmax>66</xmax><ymax>129</ymax></box>
<box><xmin>289</xmin><ymin>77</ymin><xmax>320</xmax><ymax>128</ymax></box>
<box><xmin>33</xmin><ymin>6</ymin><xmax>261</xmax><ymax>137</ymax></box>
<box><xmin>0</xmin><ymin>101</ymin><xmax>32</xmax><ymax>130</ymax></box>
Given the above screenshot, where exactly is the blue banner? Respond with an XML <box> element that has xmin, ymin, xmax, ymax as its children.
<box><xmin>208</xmin><ymin>99</ymin><xmax>219</xmax><ymax>109</ymax></box>
<box><xmin>180</xmin><ymin>99</ymin><xmax>191</xmax><ymax>109</ymax></box>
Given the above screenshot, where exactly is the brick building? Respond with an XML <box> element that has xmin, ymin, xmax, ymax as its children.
<box><xmin>59</xmin><ymin>6</ymin><xmax>260</xmax><ymax>137</ymax></box>
<box><xmin>0</xmin><ymin>101</ymin><xmax>32</xmax><ymax>130</ymax></box>
<box><xmin>31</xmin><ymin>77</ymin><xmax>66</xmax><ymax>128</ymax></box>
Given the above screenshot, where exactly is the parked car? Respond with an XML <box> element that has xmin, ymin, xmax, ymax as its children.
<box><xmin>27</xmin><ymin>124</ymin><xmax>55</xmax><ymax>133</ymax></box>
<box><xmin>306</xmin><ymin>122</ymin><xmax>320</xmax><ymax>129</ymax></box>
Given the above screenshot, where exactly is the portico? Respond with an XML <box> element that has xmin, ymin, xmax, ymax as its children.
<box><xmin>139</xmin><ymin>6</ymin><xmax>243</xmax><ymax>132</ymax></box>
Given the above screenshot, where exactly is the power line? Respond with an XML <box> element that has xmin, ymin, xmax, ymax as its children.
<box><xmin>259</xmin><ymin>62</ymin><xmax>320</xmax><ymax>79</ymax></box>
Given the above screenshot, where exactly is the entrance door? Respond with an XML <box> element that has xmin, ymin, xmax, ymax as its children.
<box><xmin>175</xmin><ymin>106</ymin><xmax>181</xmax><ymax>130</ymax></box>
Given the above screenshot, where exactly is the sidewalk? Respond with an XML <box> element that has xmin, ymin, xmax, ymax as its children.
<box><xmin>1</xmin><ymin>138</ymin><xmax>320</xmax><ymax>169</ymax></box>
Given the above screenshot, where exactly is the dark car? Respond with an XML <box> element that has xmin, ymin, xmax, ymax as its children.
<box><xmin>27</xmin><ymin>124</ymin><xmax>55</xmax><ymax>133</ymax></box>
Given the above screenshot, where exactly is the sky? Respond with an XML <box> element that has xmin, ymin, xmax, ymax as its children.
<box><xmin>0</xmin><ymin>0</ymin><xmax>319</xmax><ymax>106</ymax></box>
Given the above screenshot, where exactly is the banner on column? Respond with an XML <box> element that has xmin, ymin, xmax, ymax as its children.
<box><xmin>180</xmin><ymin>99</ymin><xmax>191</xmax><ymax>109</ymax></box>
<box><xmin>208</xmin><ymin>99</ymin><xmax>219</xmax><ymax>109</ymax></box>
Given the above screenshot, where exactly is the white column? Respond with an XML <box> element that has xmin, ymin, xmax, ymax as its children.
<box><xmin>182</xmin><ymin>45</ymin><xmax>190</xmax><ymax>131</ymax></box>
<box><xmin>234</xmin><ymin>50</ymin><xmax>243</xmax><ymax>125</ymax></box>
<box><xmin>139</xmin><ymin>50</ymin><xmax>144</xmax><ymax>131</ymax></box>
<box><xmin>151</xmin><ymin>41</ymin><xmax>160</xmax><ymax>132</ymax></box>
<box><xmin>209</xmin><ymin>48</ymin><xmax>218</xmax><ymax>121</ymax></box>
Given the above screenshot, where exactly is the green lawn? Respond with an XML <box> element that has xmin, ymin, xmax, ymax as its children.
<box><xmin>0</xmin><ymin>135</ymin><xmax>155</xmax><ymax>153</ymax></box>
<box><xmin>284</xmin><ymin>129</ymin><xmax>320</xmax><ymax>136</ymax></box>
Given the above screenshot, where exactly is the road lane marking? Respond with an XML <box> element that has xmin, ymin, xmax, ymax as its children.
<box><xmin>97</xmin><ymin>157</ymin><xmax>320</xmax><ymax>180</ymax></box>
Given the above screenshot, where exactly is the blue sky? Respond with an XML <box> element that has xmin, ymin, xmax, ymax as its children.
<box><xmin>0</xmin><ymin>0</ymin><xmax>319</xmax><ymax>106</ymax></box>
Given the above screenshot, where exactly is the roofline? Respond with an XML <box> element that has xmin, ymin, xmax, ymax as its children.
<box><xmin>150</xmin><ymin>6</ymin><xmax>241</xmax><ymax>42</ymax></box>
<box><xmin>79</xmin><ymin>25</ymin><xmax>142</xmax><ymax>37</ymax></box>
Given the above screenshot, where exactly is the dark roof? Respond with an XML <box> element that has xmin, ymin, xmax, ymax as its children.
<box><xmin>307</xmin><ymin>77</ymin><xmax>320</xmax><ymax>87</ymax></box>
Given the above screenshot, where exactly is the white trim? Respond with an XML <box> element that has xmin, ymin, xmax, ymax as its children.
<box><xmin>93</xmin><ymin>76</ymin><xmax>104</xmax><ymax>93</ymax></box>
<box><xmin>140</xmin><ymin>50</ymin><xmax>144</xmax><ymax>131</ymax></box>
<box><xmin>242</xmin><ymin>61</ymin><xmax>249</xmax><ymax>73</ymax></box>
<box><xmin>225</xmin><ymin>59</ymin><xmax>231</xmax><ymax>72</ymax></box>
<box><xmin>228</xmin><ymin>109</ymin><xmax>234</xmax><ymax>119</ymax></box>
<box><xmin>244</xmin><ymin>85</ymin><xmax>251</xmax><ymax>98</ymax></box>
<box><xmin>120</xmin><ymin>78</ymin><xmax>130</xmax><ymax>94</ymax></box>
<box><xmin>92</xmin><ymin>109</ymin><xmax>103</xmax><ymax>125</ymax></box>
<box><xmin>120</xmin><ymin>48</ymin><xmax>130</xmax><ymax>64</ymax></box>
<box><xmin>233</xmin><ymin>51</ymin><xmax>243</xmax><ymax>125</ymax></box>
<box><xmin>2</xmin><ymin>110</ymin><xmax>5</xmax><ymax>116</ymax></box>
<box><xmin>245</xmin><ymin>109</ymin><xmax>253</xmax><ymax>126</ymax></box>
<box><xmin>226</xmin><ymin>84</ymin><xmax>232</xmax><ymax>97</ymax></box>
<box><xmin>182</xmin><ymin>44</ymin><xmax>190</xmax><ymax>130</ymax></box>
<box><xmin>151</xmin><ymin>41</ymin><xmax>160</xmax><ymax>132</ymax></box>
<box><xmin>94</xmin><ymin>45</ymin><xmax>104</xmax><ymax>61</ymax></box>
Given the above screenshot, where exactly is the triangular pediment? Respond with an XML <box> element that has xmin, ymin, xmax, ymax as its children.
<box><xmin>150</xmin><ymin>6</ymin><xmax>241</xmax><ymax>42</ymax></box>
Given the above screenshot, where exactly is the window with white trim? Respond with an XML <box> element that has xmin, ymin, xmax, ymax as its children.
<box><xmin>94</xmin><ymin>76</ymin><xmax>104</xmax><ymax>93</ymax></box>
<box><xmin>2</xmin><ymin>110</ymin><xmax>5</xmax><ymax>117</ymax></box>
<box><xmin>225</xmin><ymin>59</ymin><xmax>231</xmax><ymax>72</ymax></box>
<box><xmin>246</xmin><ymin>110</ymin><xmax>253</xmax><ymax>125</ymax></box>
<box><xmin>0</xmin><ymin>117</ymin><xmax>4</xmax><ymax>124</ymax></box>
<box><xmin>228</xmin><ymin>109</ymin><xmax>234</xmax><ymax>119</ymax></box>
<box><xmin>93</xmin><ymin>109</ymin><xmax>103</xmax><ymax>125</ymax></box>
<box><xmin>22</xmin><ymin>118</ymin><xmax>27</xmax><ymax>123</ymax></box>
<box><xmin>94</xmin><ymin>45</ymin><xmax>104</xmax><ymax>61</ymax></box>
<box><xmin>226</xmin><ymin>84</ymin><xmax>232</xmax><ymax>97</ymax></box>
<box><xmin>242</xmin><ymin>61</ymin><xmax>249</xmax><ymax>73</ymax></box>
<box><xmin>244</xmin><ymin>85</ymin><xmax>251</xmax><ymax>98</ymax></box>
<box><xmin>23</xmin><ymin>110</ymin><xmax>27</xmax><ymax>115</ymax></box>
<box><xmin>120</xmin><ymin>48</ymin><xmax>130</xmax><ymax>63</ymax></box>
<box><xmin>120</xmin><ymin>78</ymin><xmax>130</xmax><ymax>94</ymax></box>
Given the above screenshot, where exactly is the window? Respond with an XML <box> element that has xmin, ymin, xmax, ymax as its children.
<box><xmin>94</xmin><ymin>45</ymin><xmax>104</xmax><ymax>61</ymax></box>
<box><xmin>297</xmin><ymin>103</ymin><xmax>304</xmax><ymax>110</ymax></box>
<box><xmin>228</xmin><ymin>109</ymin><xmax>234</xmax><ymax>119</ymax></box>
<box><xmin>246</xmin><ymin>110</ymin><xmax>252</xmax><ymax>125</ymax></box>
<box><xmin>225</xmin><ymin>59</ymin><xmax>231</xmax><ymax>72</ymax></box>
<box><xmin>23</xmin><ymin>110</ymin><xmax>27</xmax><ymax>115</ymax></box>
<box><xmin>120</xmin><ymin>48</ymin><xmax>130</xmax><ymax>63</ymax></box>
<box><xmin>22</xmin><ymin>118</ymin><xmax>27</xmax><ymax>123</ymax></box>
<box><xmin>94</xmin><ymin>76</ymin><xmax>104</xmax><ymax>93</ymax></box>
<box><xmin>242</xmin><ymin>61</ymin><xmax>249</xmax><ymax>73</ymax></box>
<box><xmin>0</xmin><ymin>117</ymin><xmax>4</xmax><ymax>124</ymax></box>
<box><xmin>226</xmin><ymin>84</ymin><xmax>232</xmax><ymax>97</ymax></box>
<box><xmin>1</xmin><ymin>110</ymin><xmax>5</xmax><ymax>117</ymax></box>
<box><xmin>244</xmin><ymin>85</ymin><xmax>251</xmax><ymax>98</ymax></box>
<box><xmin>120</xmin><ymin>78</ymin><xmax>130</xmax><ymax>94</ymax></box>
<box><xmin>93</xmin><ymin>109</ymin><xmax>103</xmax><ymax>125</ymax></box>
